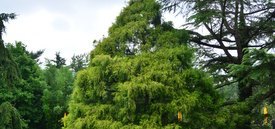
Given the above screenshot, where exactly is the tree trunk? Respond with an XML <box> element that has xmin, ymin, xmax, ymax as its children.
<box><xmin>239</xmin><ymin>84</ymin><xmax>252</xmax><ymax>101</ymax></box>
<box><xmin>237</xmin><ymin>81</ymin><xmax>253</xmax><ymax>129</ymax></box>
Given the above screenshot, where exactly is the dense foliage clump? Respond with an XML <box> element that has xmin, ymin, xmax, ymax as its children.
<box><xmin>64</xmin><ymin>46</ymin><xmax>223</xmax><ymax>129</ymax></box>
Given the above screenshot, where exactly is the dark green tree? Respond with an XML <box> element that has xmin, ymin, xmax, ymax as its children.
<box><xmin>29</xmin><ymin>49</ymin><xmax>44</xmax><ymax>63</ymax></box>
<box><xmin>229</xmin><ymin>49</ymin><xmax>275</xmax><ymax>128</ymax></box>
<box><xmin>70</xmin><ymin>53</ymin><xmax>89</xmax><ymax>73</ymax></box>
<box><xmin>0</xmin><ymin>13</ymin><xmax>16</xmax><ymax>40</ymax></box>
<box><xmin>6</xmin><ymin>42</ymin><xmax>47</xmax><ymax>129</ymax></box>
<box><xmin>161</xmin><ymin>0</ymin><xmax>274</xmax><ymax>93</ymax></box>
<box><xmin>0</xmin><ymin>13</ymin><xmax>19</xmax><ymax>86</ymax></box>
<box><xmin>0</xmin><ymin>102</ymin><xmax>23</xmax><ymax>129</ymax></box>
<box><xmin>0</xmin><ymin>13</ymin><xmax>23</xmax><ymax>129</ymax></box>
<box><xmin>160</xmin><ymin>0</ymin><xmax>275</xmax><ymax>128</ymax></box>
<box><xmin>42</xmin><ymin>63</ymin><xmax>73</xmax><ymax>129</ymax></box>
<box><xmin>51</xmin><ymin>52</ymin><xmax>66</xmax><ymax>69</ymax></box>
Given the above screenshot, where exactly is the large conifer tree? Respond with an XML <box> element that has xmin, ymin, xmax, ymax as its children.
<box><xmin>64</xmin><ymin>0</ymin><xmax>222</xmax><ymax>128</ymax></box>
<box><xmin>160</xmin><ymin>0</ymin><xmax>275</xmax><ymax>128</ymax></box>
<box><xmin>0</xmin><ymin>13</ymin><xmax>19</xmax><ymax>86</ymax></box>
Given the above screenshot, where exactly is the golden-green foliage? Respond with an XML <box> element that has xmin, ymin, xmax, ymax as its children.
<box><xmin>64</xmin><ymin>46</ymin><xmax>222</xmax><ymax>129</ymax></box>
<box><xmin>90</xmin><ymin>0</ymin><xmax>188</xmax><ymax>58</ymax></box>
<box><xmin>64</xmin><ymin>0</ymin><xmax>223</xmax><ymax>128</ymax></box>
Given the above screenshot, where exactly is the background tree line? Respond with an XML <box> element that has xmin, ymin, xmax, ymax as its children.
<box><xmin>0</xmin><ymin>14</ymin><xmax>88</xmax><ymax>129</ymax></box>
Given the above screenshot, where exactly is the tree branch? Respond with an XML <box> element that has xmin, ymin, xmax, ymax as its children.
<box><xmin>215</xmin><ymin>80</ymin><xmax>238</xmax><ymax>89</ymax></box>
<box><xmin>188</xmin><ymin>30</ymin><xmax>263</xmax><ymax>50</ymax></box>
<box><xmin>219</xmin><ymin>0</ymin><xmax>227</xmax><ymax>39</ymax></box>
<box><xmin>244</xmin><ymin>7</ymin><xmax>274</xmax><ymax>15</ymax></box>
<box><xmin>203</xmin><ymin>23</ymin><xmax>235</xmax><ymax>62</ymax></box>
<box><xmin>190</xmin><ymin>38</ymin><xmax>235</xmax><ymax>50</ymax></box>
<box><xmin>220</xmin><ymin>1</ymin><xmax>235</xmax><ymax>34</ymax></box>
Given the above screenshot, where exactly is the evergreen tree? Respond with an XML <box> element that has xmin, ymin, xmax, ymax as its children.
<box><xmin>0</xmin><ymin>13</ymin><xmax>19</xmax><ymax>86</ymax></box>
<box><xmin>160</xmin><ymin>0</ymin><xmax>275</xmax><ymax>128</ymax></box>
<box><xmin>0</xmin><ymin>13</ymin><xmax>23</xmax><ymax>129</ymax></box>
<box><xmin>6</xmin><ymin>42</ymin><xmax>47</xmax><ymax>129</ymax></box>
<box><xmin>0</xmin><ymin>13</ymin><xmax>16</xmax><ymax>40</ymax></box>
<box><xmin>0</xmin><ymin>102</ymin><xmax>23</xmax><ymax>129</ymax></box>
<box><xmin>70</xmin><ymin>53</ymin><xmax>89</xmax><ymax>73</ymax></box>
<box><xmin>229</xmin><ymin>49</ymin><xmax>275</xmax><ymax>128</ymax></box>
<box><xmin>29</xmin><ymin>49</ymin><xmax>44</xmax><ymax>63</ymax></box>
<box><xmin>51</xmin><ymin>52</ymin><xmax>66</xmax><ymax>69</ymax></box>
<box><xmin>43</xmin><ymin>62</ymin><xmax>73</xmax><ymax>129</ymax></box>
<box><xmin>64</xmin><ymin>0</ymin><xmax>222</xmax><ymax>128</ymax></box>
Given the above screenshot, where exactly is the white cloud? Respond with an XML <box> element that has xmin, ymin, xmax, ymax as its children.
<box><xmin>163</xmin><ymin>12</ymin><xmax>185</xmax><ymax>28</ymax></box>
<box><xmin>2</xmin><ymin>0</ymin><xmax>185</xmax><ymax>67</ymax></box>
<box><xmin>2</xmin><ymin>1</ymin><xmax>127</xmax><ymax>66</ymax></box>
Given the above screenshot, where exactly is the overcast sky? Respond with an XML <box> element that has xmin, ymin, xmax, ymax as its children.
<box><xmin>1</xmin><ymin>0</ymin><xmax>183</xmax><ymax>66</ymax></box>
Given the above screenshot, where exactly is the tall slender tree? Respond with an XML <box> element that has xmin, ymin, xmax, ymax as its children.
<box><xmin>0</xmin><ymin>13</ymin><xmax>23</xmax><ymax>129</ymax></box>
<box><xmin>70</xmin><ymin>53</ymin><xmax>88</xmax><ymax>73</ymax></box>
<box><xmin>43</xmin><ymin>61</ymin><xmax>73</xmax><ymax>129</ymax></box>
<box><xmin>51</xmin><ymin>52</ymin><xmax>66</xmax><ymax>69</ymax></box>
<box><xmin>0</xmin><ymin>13</ymin><xmax>18</xmax><ymax>86</ymax></box>
<box><xmin>0</xmin><ymin>13</ymin><xmax>16</xmax><ymax>40</ymax></box>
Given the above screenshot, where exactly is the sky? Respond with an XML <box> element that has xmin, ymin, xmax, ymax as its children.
<box><xmin>1</xmin><ymin>0</ymin><xmax>183</xmax><ymax>66</ymax></box>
